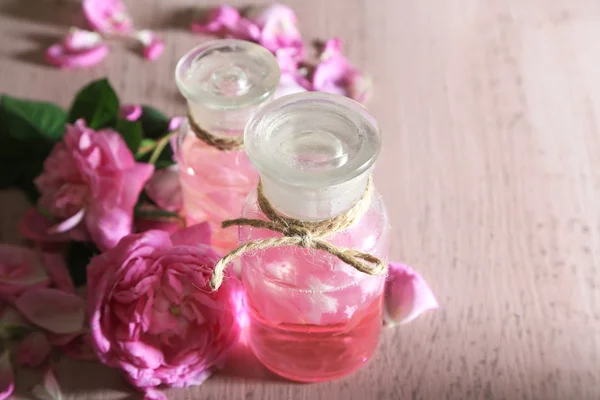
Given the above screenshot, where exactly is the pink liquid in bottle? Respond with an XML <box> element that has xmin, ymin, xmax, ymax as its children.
<box><xmin>174</xmin><ymin>40</ymin><xmax>280</xmax><ymax>253</ymax></box>
<box><xmin>238</xmin><ymin>92</ymin><xmax>390</xmax><ymax>382</ymax></box>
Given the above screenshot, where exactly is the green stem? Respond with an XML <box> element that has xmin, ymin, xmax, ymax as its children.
<box><xmin>149</xmin><ymin>131</ymin><xmax>176</xmax><ymax>165</ymax></box>
<box><xmin>135</xmin><ymin>207</ymin><xmax>182</xmax><ymax>220</ymax></box>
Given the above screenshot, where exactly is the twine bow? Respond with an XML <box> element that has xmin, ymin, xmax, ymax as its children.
<box><xmin>209</xmin><ymin>176</ymin><xmax>387</xmax><ymax>290</ymax></box>
<box><xmin>187</xmin><ymin>110</ymin><xmax>244</xmax><ymax>152</ymax></box>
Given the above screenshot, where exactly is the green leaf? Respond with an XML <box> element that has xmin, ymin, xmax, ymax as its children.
<box><xmin>67</xmin><ymin>78</ymin><xmax>119</xmax><ymax>129</ymax></box>
<box><xmin>66</xmin><ymin>242</ymin><xmax>99</xmax><ymax>287</ymax></box>
<box><xmin>0</xmin><ymin>95</ymin><xmax>66</xmax><ymax>200</ymax></box>
<box><xmin>140</xmin><ymin>105</ymin><xmax>170</xmax><ymax>139</ymax></box>
<box><xmin>115</xmin><ymin>118</ymin><xmax>143</xmax><ymax>153</ymax></box>
<box><xmin>0</xmin><ymin>96</ymin><xmax>67</xmax><ymax>146</ymax></box>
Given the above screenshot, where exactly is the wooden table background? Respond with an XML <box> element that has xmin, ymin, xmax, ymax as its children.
<box><xmin>1</xmin><ymin>0</ymin><xmax>599</xmax><ymax>399</ymax></box>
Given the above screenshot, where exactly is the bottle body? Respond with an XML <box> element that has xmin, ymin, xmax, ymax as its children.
<box><xmin>240</xmin><ymin>190</ymin><xmax>390</xmax><ymax>382</ymax></box>
<box><xmin>176</xmin><ymin>120</ymin><xmax>258</xmax><ymax>253</ymax></box>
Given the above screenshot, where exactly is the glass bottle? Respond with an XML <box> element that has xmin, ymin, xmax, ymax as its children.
<box><xmin>240</xmin><ymin>92</ymin><xmax>390</xmax><ymax>382</ymax></box>
<box><xmin>174</xmin><ymin>39</ymin><xmax>280</xmax><ymax>253</ymax></box>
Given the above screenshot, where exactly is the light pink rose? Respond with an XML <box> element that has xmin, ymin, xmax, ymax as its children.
<box><xmin>246</xmin><ymin>4</ymin><xmax>304</xmax><ymax>58</ymax></box>
<box><xmin>312</xmin><ymin>38</ymin><xmax>372</xmax><ymax>103</ymax></box>
<box><xmin>46</xmin><ymin>28</ymin><xmax>109</xmax><ymax>69</ymax></box>
<box><xmin>87</xmin><ymin>224</ymin><xmax>244</xmax><ymax>396</ymax></box>
<box><xmin>384</xmin><ymin>262</ymin><xmax>438</xmax><ymax>326</ymax></box>
<box><xmin>83</xmin><ymin>0</ymin><xmax>133</xmax><ymax>34</ymax></box>
<box><xmin>24</xmin><ymin>119</ymin><xmax>154</xmax><ymax>251</ymax></box>
<box><xmin>191</xmin><ymin>5</ymin><xmax>259</xmax><ymax>40</ymax></box>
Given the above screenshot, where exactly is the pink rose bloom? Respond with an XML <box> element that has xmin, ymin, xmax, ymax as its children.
<box><xmin>83</xmin><ymin>0</ymin><xmax>133</xmax><ymax>34</ymax></box>
<box><xmin>246</xmin><ymin>4</ymin><xmax>304</xmax><ymax>58</ymax></box>
<box><xmin>87</xmin><ymin>225</ymin><xmax>244</xmax><ymax>396</ymax></box>
<box><xmin>46</xmin><ymin>28</ymin><xmax>109</xmax><ymax>69</ymax></box>
<box><xmin>312</xmin><ymin>38</ymin><xmax>372</xmax><ymax>103</ymax></box>
<box><xmin>24</xmin><ymin>120</ymin><xmax>154</xmax><ymax>251</ymax></box>
<box><xmin>384</xmin><ymin>262</ymin><xmax>438</xmax><ymax>326</ymax></box>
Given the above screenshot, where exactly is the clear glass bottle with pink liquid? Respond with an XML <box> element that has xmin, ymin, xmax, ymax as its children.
<box><xmin>174</xmin><ymin>40</ymin><xmax>280</xmax><ymax>253</ymax></box>
<box><xmin>239</xmin><ymin>92</ymin><xmax>390</xmax><ymax>382</ymax></box>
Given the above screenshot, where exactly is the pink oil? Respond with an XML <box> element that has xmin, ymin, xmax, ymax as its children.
<box><xmin>248</xmin><ymin>297</ymin><xmax>382</xmax><ymax>382</ymax></box>
<box><xmin>177</xmin><ymin>131</ymin><xmax>258</xmax><ymax>253</ymax></box>
<box><xmin>239</xmin><ymin>193</ymin><xmax>390</xmax><ymax>382</ymax></box>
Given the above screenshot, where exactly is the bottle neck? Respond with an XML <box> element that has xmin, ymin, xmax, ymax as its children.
<box><xmin>188</xmin><ymin>101</ymin><xmax>261</xmax><ymax>137</ymax></box>
<box><xmin>260</xmin><ymin>170</ymin><xmax>371</xmax><ymax>220</ymax></box>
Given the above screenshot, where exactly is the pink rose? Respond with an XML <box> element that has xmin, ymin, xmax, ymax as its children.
<box><xmin>87</xmin><ymin>224</ymin><xmax>244</xmax><ymax>396</ymax></box>
<box><xmin>83</xmin><ymin>0</ymin><xmax>133</xmax><ymax>35</ymax></box>
<box><xmin>23</xmin><ymin>120</ymin><xmax>154</xmax><ymax>251</ymax></box>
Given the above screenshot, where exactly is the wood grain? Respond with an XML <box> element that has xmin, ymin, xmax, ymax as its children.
<box><xmin>1</xmin><ymin>0</ymin><xmax>599</xmax><ymax>398</ymax></box>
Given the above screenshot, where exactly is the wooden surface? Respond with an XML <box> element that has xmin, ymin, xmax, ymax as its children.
<box><xmin>1</xmin><ymin>0</ymin><xmax>599</xmax><ymax>399</ymax></box>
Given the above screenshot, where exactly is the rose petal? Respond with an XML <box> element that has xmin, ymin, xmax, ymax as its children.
<box><xmin>312</xmin><ymin>38</ymin><xmax>372</xmax><ymax>103</ymax></box>
<box><xmin>83</xmin><ymin>0</ymin><xmax>133</xmax><ymax>34</ymax></box>
<box><xmin>17</xmin><ymin>331</ymin><xmax>51</xmax><ymax>367</ymax></box>
<box><xmin>0</xmin><ymin>352</ymin><xmax>14</xmax><ymax>400</ymax></box>
<box><xmin>135</xmin><ymin>30</ymin><xmax>164</xmax><ymax>61</ymax></box>
<box><xmin>145</xmin><ymin>166</ymin><xmax>182</xmax><ymax>212</ymax></box>
<box><xmin>47</xmin><ymin>208</ymin><xmax>85</xmax><ymax>234</ymax></box>
<box><xmin>45</xmin><ymin>42</ymin><xmax>109</xmax><ymax>69</ymax></box>
<box><xmin>32</xmin><ymin>367</ymin><xmax>63</xmax><ymax>400</ymax></box>
<box><xmin>15</xmin><ymin>288</ymin><xmax>85</xmax><ymax>334</ymax></box>
<box><xmin>120</xmin><ymin>104</ymin><xmax>143</xmax><ymax>122</ymax></box>
<box><xmin>136</xmin><ymin>217</ymin><xmax>184</xmax><ymax>235</ymax></box>
<box><xmin>246</xmin><ymin>4</ymin><xmax>303</xmax><ymax>56</ymax></box>
<box><xmin>170</xmin><ymin>223</ymin><xmax>212</xmax><ymax>247</ymax></box>
<box><xmin>63</xmin><ymin>28</ymin><xmax>103</xmax><ymax>51</ymax></box>
<box><xmin>0</xmin><ymin>245</ymin><xmax>50</xmax><ymax>295</ymax></box>
<box><xmin>384</xmin><ymin>262</ymin><xmax>438</xmax><ymax>326</ymax></box>
<box><xmin>39</xmin><ymin>252</ymin><xmax>75</xmax><ymax>294</ymax></box>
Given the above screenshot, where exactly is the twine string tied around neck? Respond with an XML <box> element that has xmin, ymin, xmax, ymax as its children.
<box><xmin>209</xmin><ymin>176</ymin><xmax>387</xmax><ymax>290</ymax></box>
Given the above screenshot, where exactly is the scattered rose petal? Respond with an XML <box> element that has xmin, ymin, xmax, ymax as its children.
<box><xmin>145</xmin><ymin>166</ymin><xmax>183</xmax><ymax>212</ymax></box>
<box><xmin>120</xmin><ymin>104</ymin><xmax>143</xmax><ymax>121</ymax></box>
<box><xmin>17</xmin><ymin>331</ymin><xmax>51</xmax><ymax>367</ymax></box>
<box><xmin>0</xmin><ymin>352</ymin><xmax>14</xmax><ymax>400</ymax></box>
<box><xmin>83</xmin><ymin>0</ymin><xmax>133</xmax><ymax>34</ymax></box>
<box><xmin>0</xmin><ymin>245</ymin><xmax>50</xmax><ymax>295</ymax></box>
<box><xmin>312</xmin><ymin>38</ymin><xmax>372</xmax><ymax>103</ymax></box>
<box><xmin>46</xmin><ymin>28</ymin><xmax>109</xmax><ymax>70</ymax></box>
<box><xmin>15</xmin><ymin>288</ymin><xmax>85</xmax><ymax>334</ymax></box>
<box><xmin>39</xmin><ymin>252</ymin><xmax>75</xmax><ymax>294</ymax></box>
<box><xmin>384</xmin><ymin>262</ymin><xmax>438</xmax><ymax>326</ymax></box>
<box><xmin>32</xmin><ymin>368</ymin><xmax>63</xmax><ymax>400</ymax></box>
<box><xmin>246</xmin><ymin>4</ymin><xmax>304</xmax><ymax>58</ymax></box>
<box><xmin>191</xmin><ymin>5</ymin><xmax>259</xmax><ymax>40</ymax></box>
<box><xmin>135</xmin><ymin>30</ymin><xmax>164</xmax><ymax>61</ymax></box>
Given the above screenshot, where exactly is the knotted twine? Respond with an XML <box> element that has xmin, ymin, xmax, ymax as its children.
<box><xmin>209</xmin><ymin>175</ymin><xmax>387</xmax><ymax>290</ymax></box>
<box><xmin>187</xmin><ymin>110</ymin><xmax>244</xmax><ymax>152</ymax></box>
